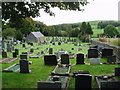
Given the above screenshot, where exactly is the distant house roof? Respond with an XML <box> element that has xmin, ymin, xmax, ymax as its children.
<box><xmin>31</xmin><ymin>32</ymin><xmax>44</xmax><ymax>38</ymax></box>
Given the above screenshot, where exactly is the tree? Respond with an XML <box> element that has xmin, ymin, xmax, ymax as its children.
<box><xmin>80</xmin><ymin>22</ymin><xmax>87</xmax><ymax>35</ymax></box>
<box><xmin>71</xmin><ymin>28</ymin><xmax>80</xmax><ymax>37</ymax></box>
<box><xmin>2</xmin><ymin>2</ymin><xmax>89</xmax><ymax>22</ymax></box>
<box><xmin>86</xmin><ymin>22</ymin><xmax>93</xmax><ymax>35</ymax></box>
<box><xmin>15</xmin><ymin>30</ymin><xmax>23</xmax><ymax>41</ymax></box>
<box><xmin>2</xmin><ymin>28</ymin><xmax>16</xmax><ymax>39</ymax></box>
<box><xmin>104</xmin><ymin>25</ymin><xmax>119</xmax><ymax>38</ymax></box>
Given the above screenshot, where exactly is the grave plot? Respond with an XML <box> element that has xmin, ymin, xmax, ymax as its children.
<box><xmin>37</xmin><ymin>76</ymin><xmax>70</xmax><ymax>89</ymax></box>
<box><xmin>2</xmin><ymin>63</ymin><xmax>20</xmax><ymax>72</ymax></box>
<box><xmin>51</xmin><ymin>64</ymin><xmax>71</xmax><ymax>76</ymax></box>
<box><xmin>1</xmin><ymin>58</ymin><xmax>18</xmax><ymax>64</ymax></box>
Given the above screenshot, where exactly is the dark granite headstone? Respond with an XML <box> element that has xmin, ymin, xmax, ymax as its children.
<box><xmin>76</xmin><ymin>53</ymin><xmax>84</xmax><ymax>64</ymax></box>
<box><xmin>73</xmin><ymin>71</ymin><xmax>90</xmax><ymax>77</ymax></box>
<box><xmin>72</xmin><ymin>48</ymin><xmax>74</xmax><ymax>50</ymax></box>
<box><xmin>44</xmin><ymin>55</ymin><xmax>57</xmax><ymax>65</ymax></box>
<box><xmin>107</xmin><ymin>55</ymin><xmax>116</xmax><ymax>64</ymax></box>
<box><xmin>75</xmin><ymin>74</ymin><xmax>92</xmax><ymax>90</ymax></box>
<box><xmin>88</xmin><ymin>48</ymin><xmax>98</xmax><ymax>58</ymax></box>
<box><xmin>22</xmin><ymin>44</ymin><xmax>26</xmax><ymax>47</ymax></box>
<box><xmin>115</xmin><ymin>67</ymin><xmax>120</xmax><ymax>76</ymax></box>
<box><xmin>2</xmin><ymin>51</ymin><xmax>7</xmax><ymax>58</ymax></box>
<box><xmin>49</xmin><ymin>48</ymin><xmax>53</xmax><ymax>54</ymax></box>
<box><xmin>61</xmin><ymin>54</ymin><xmax>69</xmax><ymax>64</ymax></box>
<box><xmin>30</xmin><ymin>49</ymin><xmax>34</xmax><ymax>53</ymax></box>
<box><xmin>37</xmin><ymin>81</ymin><xmax>61</xmax><ymax>89</ymax></box>
<box><xmin>15</xmin><ymin>49</ymin><xmax>19</xmax><ymax>55</ymax></box>
<box><xmin>58</xmin><ymin>42</ymin><xmax>61</xmax><ymax>45</ymax></box>
<box><xmin>20</xmin><ymin>59</ymin><xmax>31</xmax><ymax>73</ymax></box>
<box><xmin>20</xmin><ymin>54</ymin><xmax>28</xmax><ymax>59</ymax></box>
<box><xmin>101</xmin><ymin>48</ymin><xmax>113</xmax><ymax>57</ymax></box>
<box><xmin>13</xmin><ymin>52</ymin><xmax>17</xmax><ymax>58</ymax></box>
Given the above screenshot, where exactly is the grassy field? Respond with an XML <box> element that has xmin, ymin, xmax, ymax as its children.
<box><xmin>1</xmin><ymin>40</ymin><xmax>120</xmax><ymax>89</ymax></box>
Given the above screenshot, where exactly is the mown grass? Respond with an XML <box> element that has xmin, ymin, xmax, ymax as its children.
<box><xmin>1</xmin><ymin>41</ymin><xmax>120</xmax><ymax>89</ymax></box>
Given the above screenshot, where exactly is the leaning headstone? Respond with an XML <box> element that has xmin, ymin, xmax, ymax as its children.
<box><xmin>75</xmin><ymin>74</ymin><xmax>92</xmax><ymax>90</ymax></box>
<box><xmin>20</xmin><ymin>54</ymin><xmax>28</xmax><ymax>59</ymax></box>
<box><xmin>2</xmin><ymin>51</ymin><xmax>7</xmax><ymax>58</ymax></box>
<box><xmin>90</xmin><ymin>58</ymin><xmax>100</xmax><ymax>65</ymax></box>
<box><xmin>88</xmin><ymin>48</ymin><xmax>98</xmax><ymax>58</ymax></box>
<box><xmin>76</xmin><ymin>53</ymin><xmax>85</xmax><ymax>64</ymax></box>
<box><xmin>101</xmin><ymin>48</ymin><xmax>113</xmax><ymax>57</ymax></box>
<box><xmin>44</xmin><ymin>55</ymin><xmax>57</xmax><ymax>65</ymax></box>
<box><xmin>115</xmin><ymin>67</ymin><xmax>120</xmax><ymax>76</ymax></box>
<box><xmin>20</xmin><ymin>59</ymin><xmax>31</xmax><ymax>73</ymax></box>
<box><xmin>13</xmin><ymin>52</ymin><xmax>17</xmax><ymax>58</ymax></box>
<box><xmin>49</xmin><ymin>48</ymin><xmax>53</xmax><ymax>54</ymax></box>
<box><xmin>61</xmin><ymin>54</ymin><xmax>69</xmax><ymax>64</ymax></box>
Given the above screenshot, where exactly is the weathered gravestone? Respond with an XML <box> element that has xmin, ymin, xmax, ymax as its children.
<box><xmin>76</xmin><ymin>53</ymin><xmax>85</xmax><ymax>64</ymax></box>
<box><xmin>115</xmin><ymin>67</ymin><xmax>120</xmax><ymax>76</ymax></box>
<box><xmin>15</xmin><ymin>49</ymin><xmax>19</xmax><ymax>55</ymax></box>
<box><xmin>107</xmin><ymin>55</ymin><xmax>116</xmax><ymax>64</ymax></box>
<box><xmin>75</xmin><ymin>74</ymin><xmax>92</xmax><ymax>90</ymax></box>
<box><xmin>90</xmin><ymin>58</ymin><xmax>100</xmax><ymax>65</ymax></box>
<box><xmin>13</xmin><ymin>52</ymin><xmax>17</xmax><ymax>58</ymax></box>
<box><xmin>20</xmin><ymin>59</ymin><xmax>31</xmax><ymax>73</ymax></box>
<box><xmin>2</xmin><ymin>41</ymin><xmax>5</xmax><ymax>49</ymax></box>
<box><xmin>20</xmin><ymin>54</ymin><xmax>28</xmax><ymax>60</ymax></box>
<box><xmin>44</xmin><ymin>55</ymin><xmax>57</xmax><ymax>65</ymax></box>
<box><xmin>61</xmin><ymin>54</ymin><xmax>69</xmax><ymax>64</ymax></box>
<box><xmin>49</xmin><ymin>48</ymin><xmax>53</xmax><ymax>54</ymax></box>
<box><xmin>88</xmin><ymin>48</ymin><xmax>98</xmax><ymax>58</ymax></box>
<box><xmin>101</xmin><ymin>48</ymin><xmax>113</xmax><ymax>57</ymax></box>
<box><xmin>2</xmin><ymin>51</ymin><xmax>7</xmax><ymax>58</ymax></box>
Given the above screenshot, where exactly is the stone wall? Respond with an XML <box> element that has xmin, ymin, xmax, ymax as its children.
<box><xmin>90</xmin><ymin>40</ymin><xmax>120</xmax><ymax>63</ymax></box>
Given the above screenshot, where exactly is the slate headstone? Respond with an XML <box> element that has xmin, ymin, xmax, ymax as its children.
<box><xmin>44</xmin><ymin>55</ymin><xmax>57</xmax><ymax>65</ymax></box>
<box><xmin>49</xmin><ymin>48</ymin><xmax>53</xmax><ymax>54</ymax></box>
<box><xmin>20</xmin><ymin>59</ymin><xmax>31</xmax><ymax>73</ymax></box>
<box><xmin>76</xmin><ymin>53</ymin><xmax>85</xmax><ymax>64</ymax></box>
<box><xmin>2</xmin><ymin>41</ymin><xmax>5</xmax><ymax>49</ymax></box>
<box><xmin>15</xmin><ymin>49</ymin><xmax>19</xmax><ymax>55</ymax></box>
<box><xmin>90</xmin><ymin>58</ymin><xmax>100</xmax><ymax>65</ymax></box>
<box><xmin>22</xmin><ymin>44</ymin><xmax>26</xmax><ymax>48</ymax></box>
<box><xmin>75</xmin><ymin>74</ymin><xmax>92</xmax><ymax>90</ymax></box>
<box><xmin>61</xmin><ymin>54</ymin><xmax>69</xmax><ymax>64</ymax></box>
<box><xmin>88</xmin><ymin>48</ymin><xmax>98</xmax><ymax>58</ymax></box>
<box><xmin>13</xmin><ymin>52</ymin><xmax>17</xmax><ymax>58</ymax></box>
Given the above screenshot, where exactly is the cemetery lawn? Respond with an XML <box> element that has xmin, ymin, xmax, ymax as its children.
<box><xmin>1</xmin><ymin>42</ymin><xmax>120</xmax><ymax>88</ymax></box>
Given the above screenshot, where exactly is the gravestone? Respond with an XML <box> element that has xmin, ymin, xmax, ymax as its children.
<box><xmin>115</xmin><ymin>67</ymin><xmax>120</xmax><ymax>76</ymax></box>
<box><xmin>22</xmin><ymin>44</ymin><xmax>26</xmax><ymax>48</ymax></box>
<box><xmin>20</xmin><ymin>54</ymin><xmax>28</xmax><ymax>60</ymax></box>
<box><xmin>73</xmin><ymin>71</ymin><xmax>90</xmax><ymax>77</ymax></box>
<box><xmin>2</xmin><ymin>41</ymin><xmax>5</xmax><ymax>49</ymax></box>
<box><xmin>75</xmin><ymin>74</ymin><xmax>92</xmax><ymax>90</ymax></box>
<box><xmin>107</xmin><ymin>55</ymin><xmax>116</xmax><ymax>64</ymax></box>
<box><xmin>37</xmin><ymin>81</ymin><xmax>61</xmax><ymax>89</ymax></box>
<box><xmin>52</xmin><ymin>43</ymin><xmax>55</xmax><ymax>45</ymax></box>
<box><xmin>30</xmin><ymin>49</ymin><xmax>34</xmax><ymax>53</ymax></box>
<box><xmin>88</xmin><ymin>48</ymin><xmax>98</xmax><ymax>58</ymax></box>
<box><xmin>20</xmin><ymin>59</ymin><xmax>31</xmax><ymax>73</ymax></box>
<box><xmin>101</xmin><ymin>48</ymin><xmax>113</xmax><ymax>57</ymax></box>
<box><xmin>30</xmin><ymin>43</ymin><xmax>33</xmax><ymax>46</ymax></box>
<box><xmin>61</xmin><ymin>54</ymin><xmax>69</xmax><ymax>64</ymax></box>
<box><xmin>11</xmin><ymin>46</ymin><xmax>14</xmax><ymax>51</ymax></box>
<box><xmin>2</xmin><ymin>51</ymin><xmax>7</xmax><ymax>58</ymax></box>
<box><xmin>58</xmin><ymin>42</ymin><xmax>61</xmax><ymax>45</ymax></box>
<box><xmin>72</xmin><ymin>48</ymin><xmax>74</xmax><ymax>50</ymax></box>
<box><xmin>44</xmin><ymin>55</ymin><xmax>57</xmax><ymax>65</ymax></box>
<box><xmin>76</xmin><ymin>53</ymin><xmax>85</xmax><ymax>64</ymax></box>
<box><xmin>41</xmin><ymin>51</ymin><xmax>44</xmax><ymax>54</ymax></box>
<box><xmin>90</xmin><ymin>58</ymin><xmax>100</xmax><ymax>65</ymax></box>
<box><xmin>49</xmin><ymin>48</ymin><xmax>53</xmax><ymax>54</ymax></box>
<box><xmin>15</xmin><ymin>49</ymin><xmax>19</xmax><ymax>55</ymax></box>
<box><xmin>7</xmin><ymin>43</ymin><xmax>12</xmax><ymax>52</ymax></box>
<box><xmin>13</xmin><ymin>52</ymin><xmax>17</xmax><ymax>58</ymax></box>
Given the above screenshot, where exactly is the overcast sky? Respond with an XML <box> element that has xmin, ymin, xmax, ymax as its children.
<box><xmin>33</xmin><ymin>0</ymin><xmax>120</xmax><ymax>25</ymax></box>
